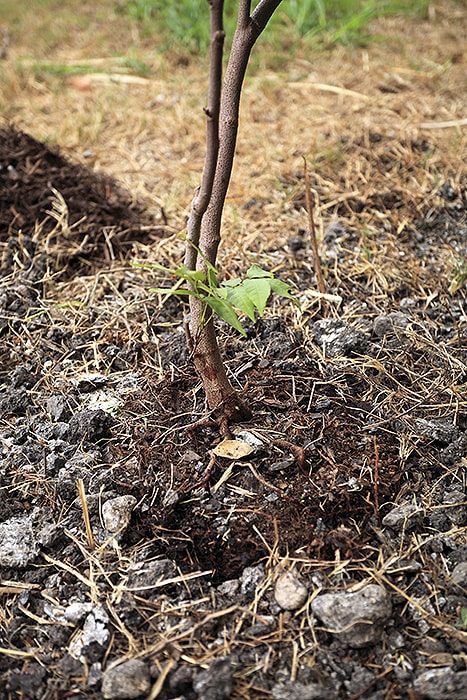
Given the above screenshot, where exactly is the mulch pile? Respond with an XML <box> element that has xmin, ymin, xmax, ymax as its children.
<box><xmin>0</xmin><ymin>126</ymin><xmax>163</xmax><ymax>276</ymax></box>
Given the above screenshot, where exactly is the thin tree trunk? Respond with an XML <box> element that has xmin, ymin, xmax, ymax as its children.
<box><xmin>188</xmin><ymin>0</ymin><xmax>283</xmax><ymax>420</ymax></box>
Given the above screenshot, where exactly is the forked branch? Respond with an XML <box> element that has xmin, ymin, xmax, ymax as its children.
<box><xmin>186</xmin><ymin>0</ymin><xmax>284</xmax><ymax>422</ymax></box>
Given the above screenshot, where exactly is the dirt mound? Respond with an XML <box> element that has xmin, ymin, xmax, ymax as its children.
<box><xmin>0</xmin><ymin>126</ymin><xmax>163</xmax><ymax>276</ymax></box>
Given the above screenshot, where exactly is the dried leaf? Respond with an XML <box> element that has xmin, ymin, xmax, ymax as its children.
<box><xmin>213</xmin><ymin>439</ymin><xmax>255</xmax><ymax>460</ymax></box>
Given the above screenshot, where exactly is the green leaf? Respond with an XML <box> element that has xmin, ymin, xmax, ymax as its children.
<box><xmin>269</xmin><ymin>278</ymin><xmax>300</xmax><ymax>305</ymax></box>
<box><xmin>246</xmin><ymin>265</ymin><xmax>273</xmax><ymax>279</ymax></box>
<box><xmin>225</xmin><ymin>285</ymin><xmax>256</xmax><ymax>321</ymax></box>
<box><xmin>221</xmin><ymin>278</ymin><xmax>242</xmax><ymax>288</ymax></box>
<box><xmin>205</xmin><ymin>296</ymin><xmax>247</xmax><ymax>336</ymax></box>
<box><xmin>174</xmin><ymin>265</ymin><xmax>206</xmax><ymax>283</ymax></box>
<box><xmin>207</xmin><ymin>265</ymin><xmax>218</xmax><ymax>289</ymax></box>
<box><xmin>242</xmin><ymin>277</ymin><xmax>272</xmax><ymax>315</ymax></box>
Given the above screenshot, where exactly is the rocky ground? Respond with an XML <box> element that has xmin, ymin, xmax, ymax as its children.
<box><xmin>0</xmin><ymin>125</ymin><xmax>466</xmax><ymax>699</ymax></box>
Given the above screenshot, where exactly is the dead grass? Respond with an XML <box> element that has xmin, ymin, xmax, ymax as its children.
<box><xmin>0</xmin><ymin>1</ymin><xmax>466</xmax><ymax>696</ymax></box>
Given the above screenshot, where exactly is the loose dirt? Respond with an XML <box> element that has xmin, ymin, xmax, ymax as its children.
<box><xmin>0</xmin><ymin>3</ymin><xmax>466</xmax><ymax>698</ymax></box>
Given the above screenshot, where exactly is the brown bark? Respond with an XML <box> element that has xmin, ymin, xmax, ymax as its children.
<box><xmin>187</xmin><ymin>0</ymin><xmax>283</xmax><ymax>418</ymax></box>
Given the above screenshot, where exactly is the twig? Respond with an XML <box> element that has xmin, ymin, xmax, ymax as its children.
<box><xmin>303</xmin><ymin>157</ymin><xmax>326</xmax><ymax>300</ymax></box>
<box><xmin>373</xmin><ymin>437</ymin><xmax>381</xmax><ymax>525</ymax></box>
<box><xmin>77</xmin><ymin>478</ymin><xmax>95</xmax><ymax>550</ymax></box>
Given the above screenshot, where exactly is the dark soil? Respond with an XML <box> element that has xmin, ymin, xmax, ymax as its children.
<box><xmin>0</xmin><ymin>126</ymin><xmax>164</xmax><ymax>277</ymax></box>
<box><xmin>0</xmin><ymin>130</ymin><xmax>466</xmax><ymax>700</ymax></box>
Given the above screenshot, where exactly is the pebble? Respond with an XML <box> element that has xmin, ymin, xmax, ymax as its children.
<box><xmin>311</xmin><ymin>319</ymin><xmax>367</xmax><ymax>358</ymax></box>
<box><xmin>102</xmin><ymin>495</ymin><xmax>137</xmax><ymax>534</ymax></box>
<box><xmin>68</xmin><ymin>409</ymin><xmax>113</xmax><ymax>443</ymax></box>
<box><xmin>373</xmin><ymin>312</ymin><xmax>409</xmax><ymax>337</ymax></box>
<box><xmin>193</xmin><ymin>657</ymin><xmax>233</xmax><ymax>700</ymax></box>
<box><xmin>69</xmin><ymin>607</ymin><xmax>109</xmax><ymax>661</ymax></box>
<box><xmin>0</xmin><ymin>509</ymin><xmax>57</xmax><ymax>568</ymax></box>
<box><xmin>102</xmin><ymin>659</ymin><xmax>151</xmax><ymax>699</ymax></box>
<box><xmin>413</xmin><ymin>668</ymin><xmax>467</xmax><ymax>699</ymax></box>
<box><xmin>311</xmin><ymin>584</ymin><xmax>392</xmax><ymax>648</ymax></box>
<box><xmin>127</xmin><ymin>558</ymin><xmax>176</xmax><ymax>597</ymax></box>
<box><xmin>217</xmin><ymin>579</ymin><xmax>240</xmax><ymax>598</ymax></box>
<box><xmin>382</xmin><ymin>503</ymin><xmax>422</xmax><ymax>531</ymax></box>
<box><xmin>415</xmin><ymin>418</ymin><xmax>459</xmax><ymax>444</ymax></box>
<box><xmin>272</xmin><ymin>680</ymin><xmax>335</xmax><ymax>699</ymax></box>
<box><xmin>450</xmin><ymin>561</ymin><xmax>467</xmax><ymax>588</ymax></box>
<box><xmin>274</xmin><ymin>571</ymin><xmax>308</xmax><ymax>611</ymax></box>
<box><xmin>240</xmin><ymin>564</ymin><xmax>264</xmax><ymax>596</ymax></box>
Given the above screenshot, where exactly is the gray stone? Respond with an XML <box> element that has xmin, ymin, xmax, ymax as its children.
<box><xmin>0</xmin><ymin>509</ymin><xmax>57</xmax><ymax>568</ymax></box>
<box><xmin>345</xmin><ymin>667</ymin><xmax>375</xmax><ymax>695</ymax></box>
<box><xmin>413</xmin><ymin>668</ymin><xmax>467</xmax><ymax>699</ymax></box>
<box><xmin>68</xmin><ymin>409</ymin><xmax>113</xmax><ymax>443</ymax></box>
<box><xmin>102</xmin><ymin>495</ymin><xmax>137</xmax><ymax>534</ymax></box>
<box><xmin>311</xmin><ymin>584</ymin><xmax>392</xmax><ymax>648</ymax></box>
<box><xmin>382</xmin><ymin>503</ymin><xmax>422</xmax><ymax>531</ymax></box>
<box><xmin>415</xmin><ymin>419</ymin><xmax>459</xmax><ymax>444</ymax></box>
<box><xmin>373</xmin><ymin>312</ymin><xmax>409</xmax><ymax>337</ymax></box>
<box><xmin>272</xmin><ymin>681</ymin><xmax>335</xmax><ymax>699</ymax></box>
<box><xmin>127</xmin><ymin>559</ymin><xmax>177</xmax><ymax>596</ymax></box>
<box><xmin>240</xmin><ymin>564</ymin><xmax>264</xmax><ymax>596</ymax></box>
<box><xmin>274</xmin><ymin>571</ymin><xmax>308</xmax><ymax>611</ymax></box>
<box><xmin>102</xmin><ymin>659</ymin><xmax>151</xmax><ymax>699</ymax></box>
<box><xmin>443</xmin><ymin>490</ymin><xmax>466</xmax><ymax>526</ymax></box>
<box><xmin>450</xmin><ymin>562</ymin><xmax>467</xmax><ymax>588</ymax></box>
<box><xmin>217</xmin><ymin>579</ymin><xmax>240</xmax><ymax>598</ymax></box>
<box><xmin>311</xmin><ymin>319</ymin><xmax>367</xmax><ymax>357</ymax></box>
<box><xmin>193</xmin><ymin>657</ymin><xmax>233</xmax><ymax>700</ymax></box>
<box><xmin>63</xmin><ymin>602</ymin><xmax>93</xmax><ymax>624</ymax></box>
<box><xmin>47</xmin><ymin>394</ymin><xmax>76</xmax><ymax>421</ymax></box>
<box><xmin>69</xmin><ymin>606</ymin><xmax>109</xmax><ymax>661</ymax></box>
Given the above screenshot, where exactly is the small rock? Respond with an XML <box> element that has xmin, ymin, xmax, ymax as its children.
<box><xmin>274</xmin><ymin>571</ymin><xmax>308</xmax><ymax>611</ymax></box>
<box><xmin>76</xmin><ymin>373</ymin><xmax>108</xmax><ymax>392</ymax></box>
<box><xmin>68</xmin><ymin>409</ymin><xmax>113</xmax><ymax>443</ymax></box>
<box><xmin>388</xmin><ymin>630</ymin><xmax>405</xmax><ymax>650</ymax></box>
<box><xmin>88</xmin><ymin>662</ymin><xmax>103</xmax><ymax>688</ymax></box>
<box><xmin>8</xmin><ymin>662</ymin><xmax>47</xmax><ymax>696</ymax></box>
<box><xmin>63</xmin><ymin>602</ymin><xmax>93</xmax><ymax>624</ymax></box>
<box><xmin>0</xmin><ymin>509</ymin><xmax>57</xmax><ymax>568</ymax></box>
<box><xmin>240</xmin><ymin>564</ymin><xmax>264</xmax><ymax>596</ymax></box>
<box><xmin>0</xmin><ymin>388</ymin><xmax>29</xmax><ymax>416</ymax></box>
<box><xmin>413</xmin><ymin>667</ymin><xmax>467</xmax><ymax>699</ymax></box>
<box><xmin>311</xmin><ymin>319</ymin><xmax>368</xmax><ymax>357</ymax></box>
<box><xmin>438</xmin><ymin>181</ymin><xmax>457</xmax><ymax>201</ymax></box>
<box><xmin>163</xmin><ymin>488</ymin><xmax>180</xmax><ymax>508</ymax></box>
<box><xmin>443</xmin><ymin>490</ymin><xmax>466</xmax><ymax>526</ymax></box>
<box><xmin>345</xmin><ymin>667</ymin><xmax>375</xmax><ymax>695</ymax></box>
<box><xmin>46</xmin><ymin>394</ymin><xmax>77</xmax><ymax>421</ymax></box>
<box><xmin>373</xmin><ymin>312</ymin><xmax>409</xmax><ymax>337</ymax></box>
<box><xmin>69</xmin><ymin>607</ymin><xmax>109</xmax><ymax>661</ymax></box>
<box><xmin>247</xmin><ymin>615</ymin><xmax>276</xmax><ymax>636</ymax></box>
<box><xmin>127</xmin><ymin>559</ymin><xmax>177</xmax><ymax>596</ymax></box>
<box><xmin>389</xmin><ymin>559</ymin><xmax>422</xmax><ymax>574</ymax></box>
<box><xmin>169</xmin><ymin>665</ymin><xmax>193</xmax><ymax>694</ymax></box>
<box><xmin>181</xmin><ymin>449</ymin><xmax>201</xmax><ymax>463</ymax></box>
<box><xmin>272</xmin><ymin>680</ymin><xmax>335</xmax><ymax>699</ymax></box>
<box><xmin>450</xmin><ymin>562</ymin><xmax>467</xmax><ymax>588</ymax></box>
<box><xmin>102</xmin><ymin>495</ymin><xmax>137</xmax><ymax>534</ymax></box>
<box><xmin>311</xmin><ymin>584</ymin><xmax>392</xmax><ymax>648</ymax></box>
<box><xmin>288</xmin><ymin>234</ymin><xmax>307</xmax><ymax>253</ymax></box>
<box><xmin>217</xmin><ymin>579</ymin><xmax>240</xmax><ymax>598</ymax></box>
<box><xmin>382</xmin><ymin>503</ymin><xmax>422</xmax><ymax>531</ymax></box>
<box><xmin>415</xmin><ymin>419</ymin><xmax>459</xmax><ymax>444</ymax></box>
<box><xmin>102</xmin><ymin>659</ymin><xmax>151</xmax><ymax>699</ymax></box>
<box><xmin>193</xmin><ymin>657</ymin><xmax>233</xmax><ymax>700</ymax></box>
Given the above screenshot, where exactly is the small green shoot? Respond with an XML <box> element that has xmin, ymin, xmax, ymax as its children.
<box><xmin>144</xmin><ymin>260</ymin><xmax>299</xmax><ymax>337</ymax></box>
